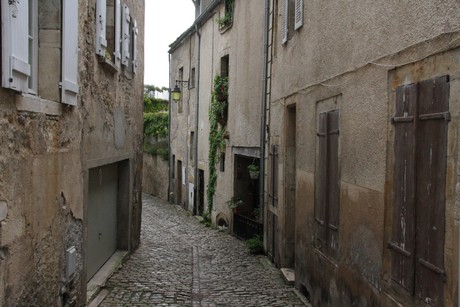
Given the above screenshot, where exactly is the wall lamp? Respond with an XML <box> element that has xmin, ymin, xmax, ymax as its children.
<box><xmin>171</xmin><ymin>80</ymin><xmax>189</xmax><ymax>102</ymax></box>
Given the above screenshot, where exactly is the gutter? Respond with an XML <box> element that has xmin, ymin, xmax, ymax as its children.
<box><xmin>168</xmin><ymin>53</ymin><xmax>172</xmax><ymax>202</ymax></box>
<box><xmin>259</xmin><ymin>0</ymin><xmax>270</xmax><ymax>224</ymax></box>
<box><xmin>193</xmin><ymin>23</ymin><xmax>202</xmax><ymax>214</ymax></box>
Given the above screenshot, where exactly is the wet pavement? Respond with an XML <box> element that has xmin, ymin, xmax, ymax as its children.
<box><xmin>99</xmin><ymin>194</ymin><xmax>307</xmax><ymax>306</ymax></box>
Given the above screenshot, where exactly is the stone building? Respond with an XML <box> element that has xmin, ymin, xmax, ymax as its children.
<box><xmin>0</xmin><ymin>0</ymin><xmax>144</xmax><ymax>305</ymax></box>
<box><xmin>172</xmin><ymin>0</ymin><xmax>460</xmax><ymax>306</ymax></box>
<box><xmin>169</xmin><ymin>0</ymin><xmax>265</xmax><ymax>237</ymax></box>
<box><xmin>265</xmin><ymin>0</ymin><xmax>460</xmax><ymax>306</ymax></box>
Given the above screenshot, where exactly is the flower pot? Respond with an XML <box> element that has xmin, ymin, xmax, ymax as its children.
<box><xmin>249</xmin><ymin>170</ymin><xmax>259</xmax><ymax>180</ymax></box>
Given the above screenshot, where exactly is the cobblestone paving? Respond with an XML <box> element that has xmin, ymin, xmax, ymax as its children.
<box><xmin>100</xmin><ymin>194</ymin><xmax>306</xmax><ymax>306</ymax></box>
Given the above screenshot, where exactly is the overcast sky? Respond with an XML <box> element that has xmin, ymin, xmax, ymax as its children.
<box><xmin>144</xmin><ymin>0</ymin><xmax>195</xmax><ymax>89</ymax></box>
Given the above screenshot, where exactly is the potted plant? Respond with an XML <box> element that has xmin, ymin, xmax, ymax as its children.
<box><xmin>226</xmin><ymin>196</ymin><xmax>244</xmax><ymax>214</ymax></box>
<box><xmin>248</xmin><ymin>164</ymin><xmax>259</xmax><ymax>179</ymax></box>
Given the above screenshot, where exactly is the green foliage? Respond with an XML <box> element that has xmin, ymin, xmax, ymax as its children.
<box><xmin>216</xmin><ymin>0</ymin><xmax>234</xmax><ymax>27</ymax></box>
<box><xmin>144</xmin><ymin>84</ymin><xmax>168</xmax><ymax>96</ymax></box>
<box><xmin>246</xmin><ymin>235</ymin><xmax>264</xmax><ymax>255</ymax></box>
<box><xmin>206</xmin><ymin>76</ymin><xmax>229</xmax><ymax>217</ymax></box>
<box><xmin>248</xmin><ymin>164</ymin><xmax>259</xmax><ymax>172</ymax></box>
<box><xmin>144</xmin><ymin>112</ymin><xmax>168</xmax><ymax>139</ymax></box>
<box><xmin>226</xmin><ymin>196</ymin><xmax>244</xmax><ymax>209</ymax></box>
<box><xmin>143</xmin><ymin>85</ymin><xmax>169</xmax><ymax>160</ymax></box>
<box><xmin>144</xmin><ymin>96</ymin><xmax>168</xmax><ymax>113</ymax></box>
<box><xmin>144</xmin><ymin>141</ymin><xmax>169</xmax><ymax>161</ymax></box>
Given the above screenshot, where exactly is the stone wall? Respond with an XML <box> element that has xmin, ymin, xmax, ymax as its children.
<box><xmin>143</xmin><ymin>153</ymin><xmax>169</xmax><ymax>200</ymax></box>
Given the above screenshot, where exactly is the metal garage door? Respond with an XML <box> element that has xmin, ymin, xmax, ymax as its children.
<box><xmin>87</xmin><ymin>163</ymin><xmax>118</xmax><ymax>281</ymax></box>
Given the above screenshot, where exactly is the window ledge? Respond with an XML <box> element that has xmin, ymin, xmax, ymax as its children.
<box><xmin>98</xmin><ymin>56</ymin><xmax>119</xmax><ymax>73</ymax></box>
<box><xmin>219</xmin><ymin>21</ymin><xmax>233</xmax><ymax>34</ymax></box>
<box><xmin>16</xmin><ymin>94</ymin><xmax>62</xmax><ymax>116</ymax></box>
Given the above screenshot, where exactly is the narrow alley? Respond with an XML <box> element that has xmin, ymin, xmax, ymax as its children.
<box><xmin>97</xmin><ymin>194</ymin><xmax>307</xmax><ymax>306</ymax></box>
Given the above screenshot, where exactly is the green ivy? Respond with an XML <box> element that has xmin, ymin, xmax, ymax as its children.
<box><xmin>144</xmin><ymin>112</ymin><xmax>168</xmax><ymax>139</ymax></box>
<box><xmin>143</xmin><ymin>90</ymin><xmax>169</xmax><ymax>160</ymax></box>
<box><xmin>206</xmin><ymin>76</ymin><xmax>228</xmax><ymax>219</ymax></box>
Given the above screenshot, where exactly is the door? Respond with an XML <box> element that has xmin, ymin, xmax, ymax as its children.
<box><xmin>285</xmin><ymin>106</ymin><xmax>296</xmax><ymax>268</ymax></box>
<box><xmin>176</xmin><ymin>160</ymin><xmax>182</xmax><ymax>207</ymax></box>
<box><xmin>198</xmin><ymin>169</ymin><xmax>204</xmax><ymax>216</ymax></box>
<box><xmin>87</xmin><ymin>163</ymin><xmax>119</xmax><ymax>281</ymax></box>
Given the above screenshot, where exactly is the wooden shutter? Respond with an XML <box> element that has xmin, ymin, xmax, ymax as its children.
<box><xmin>61</xmin><ymin>0</ymin><xmax>79</xmax><ymax>106</ymax></box>
<box><xmin>114</xmin><ymin>0</ymin><xmax>122</xmax><ymax>67</ymax></box>
<box><xmin>294</xmin><ymin>0</ymin><xmax>303</xmax><ymax>30</ymax></box>
<box><xmin>315</xmin><ymin>112</ymin><xmax>328</xmax><ymax>245</ymax></box>
<box><xmin>1</xmin><ymin>0</ymin><xmax>30</xmax><ymax>92</ymax></box>
<box><xmin>389</xmin><ymin>83</ymin><xmax>417</xmax><ymax>293</ymax></box>
<box><xmin>121</xmin><ymin>4</ymin><xmax>131</xmax><ymax>66</ymax></box>
<box><xmin>327</xmin><ymin>110</ymin><xmax>340</xmax><ymax>252</ymax></box>
<box><xmin>132</xmin><ymin>19</ymin><xmax>138</xmax><ymax>73</ymax></box>
<box><xmin>281</xmin><ymin>0</ymin><xmax>288</xmax><ymax>44</ymax></box>
<box><xmin>95</xmin><ymin>0</ymin><xmax>107</xmax><ymax>56</ymax></box>
<box><xmin>415</xmin><ymin>76</ymin><xmax>448</xmax><ymax>306</ymax></box>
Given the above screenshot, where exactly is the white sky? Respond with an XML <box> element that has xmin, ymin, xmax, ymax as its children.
<box><xmin>144</xmin><ymin>0</ymin><xmax>195</xmax><ymax>88</ymax></box>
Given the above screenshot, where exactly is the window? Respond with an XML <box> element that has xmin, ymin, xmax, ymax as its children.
<box><xmin>172</xmin><ymin>155</ymin><xmax>176</xmax><ymax>179</ymax></box>
<box><xmin>190</xmin><ymin>67</ymin><xmax>196</xmax><ymax>89</ymax></box>
<box><xmin>221</xmin><ymin>55</ymin><xmax>229</xmax><ymax>77</ymax></box>
<box><xmin>120</xmin><ymin>4</ymin><xmax>138</xmax><ymax>74</ymax></box>
<box><xmin>315</xmin><ymin>109</ymin><xmax>340</xmax><ymax>256</ymax></box>
<box><xmin>389</xmin><ymin>76</ymin><xmax>449</xmax><ymax>306</ymax></box>
<box><xmin>220</xmin><ymin>153</ymin><xmax>225</xmax><ymax>172</ymax></box>
<box><xmin>1</xmin><ymin>0</ymin><xmax>79</xmax><ymax>105</ymax></box>
<box><xmin>96</xmin><ymin>0</ymin><xmax>122</xmax><ymax>66</ymax></box>
<box><xmin>280</xmin><ymin>0</ymin><xmax>296</xmax><ymax>45</ymax></box>
<box><xmin>268</xmin><ymin>145</ymin><xmax>279</xmax><ymax>207</ymax></box>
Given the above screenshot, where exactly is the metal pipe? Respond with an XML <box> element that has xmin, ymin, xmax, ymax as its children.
<box><xmin>260</xmin><ymin>0</ymin><xmax>270</xmax><ymax>225</ymax></box>
<box><xmin>168</xmin><ymin>53</ymin><xmax>172</xmax><ymax>203</ymax></box>
<box><xmin>193</xmin><ymin>23</ymin><xmax>202</xmax><ymax>214</ymax></box>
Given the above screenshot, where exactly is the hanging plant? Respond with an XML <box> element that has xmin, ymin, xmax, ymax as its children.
<box><xmin>214</xmin><ymin>76</ymin><xmax>228</xmax><ymax>102</ymax></box>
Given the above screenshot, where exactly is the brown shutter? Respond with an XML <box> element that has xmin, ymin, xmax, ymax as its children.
<box><xmin>415</xmin><ymin>76</ymin><xmax>449</xmax><ymax>306</ymax></box>
<box><xmin>315</xmin><ymin>112</ymin><xmax>328</xmax><ymax>245</ymax></box>
<box><xmin>327</xmin><ymin>110</ymin><xmax>340</xmax><ymax>253</ymax></box>
<box><xmin>389</xmin><ymin>83</ymin><xmax>417</xmax><ymax>293</ymax></box>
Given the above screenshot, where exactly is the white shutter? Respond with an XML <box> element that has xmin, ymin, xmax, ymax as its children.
<box><xmin>294</xmin><ymin>0</ymin><xmax>303</xmax><ymax>30</ymax></box>
<box><xmin>1</xmin><ymin>0</ymin><xmax>30</xmax><ymax>92</ymax></box>
<box><xmin>281</xmin><ymin>0</ymin><xmax>288</xmax><ymax>44</ymax></box>
<box><xmin>114</xmin><ymin>0</ymin><xmax>122</xmax><ymax>67</ymax></box>
<box><xmin>121</xmin><ymin>4</ymin><xmax>130</xmax><ymax>66</ymax></box>
<box><xmin>132</xmin><ymin>20</ymin><xmax>138</xmax><ymax>73</ymax></box>
<box><xmin>61</xmin><ymin>0</ymin><xmax>79</xmax><ymax>106</ymax></box>
<box><xmin>95</xmin><ymin>0</ymin><xmax>107</xmax><ymax>56</ymax></box>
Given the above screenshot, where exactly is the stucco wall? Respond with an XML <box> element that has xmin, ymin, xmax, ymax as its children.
<box><xmin>269</xmin><ymin>0</ymin><xmax>460</xmax><ymax>305</ymax></box>
<box><xmin>0</xmin><ymin>0</ymin><xmax>144</xmax><ymax>304</ymax></box>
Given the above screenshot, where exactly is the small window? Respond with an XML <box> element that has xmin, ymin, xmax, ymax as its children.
<box><xmin>220</xmin><ymin>153</ymin><xmax>225</xmax><ymax>172</ymax></box>
<box><xmin>172</xmin><ymin>155</ymin><xmax>176</xmax><ymax>179</ymax></box>
<box><xmin>221</xmin><ymin>55</ymin><xmax>229</xmax><ymax>77</ymax></box>
<box><xmin>179</xmin><ymin>67</ymin><xmax>184</xmax><ymax>81</ymax></box>
<box><xmin>281</xmin><ymin>0</ymin><xmax>296</xmax><ymax>45</ymax></box>
<box><xmin>190</xmin><ymin>67</ymin><xmax>196</xmax><ymax>89</ymax></box>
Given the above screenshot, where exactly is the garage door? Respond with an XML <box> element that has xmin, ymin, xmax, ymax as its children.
<box><xmin>87</xmin><ymin>163</ymin><xmax>118</xmax><ymax>281</ymax></box>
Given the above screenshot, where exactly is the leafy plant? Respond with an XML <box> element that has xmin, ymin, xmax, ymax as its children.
<box><xmin>226</xmin><ymin>196</ymin><xmax>244</xmax><ymax>209</ymax></box>
<box><xmin>248</xmin><ymin>164</ymin><xmax>259</xmax><ymax>173</ymax></box>
<box><xmin>246</xmin><ymin>235</ymin><xmax>264</xmax><ymax>254</ymax></box>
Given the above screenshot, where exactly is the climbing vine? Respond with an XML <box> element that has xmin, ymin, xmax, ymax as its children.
<box><xmin>206</xmin><ymin>76</ymin><xmax>228</xmax><ymax>219</ymax></box>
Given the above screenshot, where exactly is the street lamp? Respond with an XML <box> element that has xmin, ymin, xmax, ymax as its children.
<box><xmin>171</xmin><ymin>80</ymin><xmax>189</xmax><ymax>102</ymax></box>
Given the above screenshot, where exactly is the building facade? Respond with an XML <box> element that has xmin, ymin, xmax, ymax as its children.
<box><xmin>171</xmin><ymin>0</ymin><xmax>460</xmax><ymax>306</ymax></box>
<box><xmin>266</xmin><ymin>0</ymin><xmax>460</xmax><ymax>306</ymax></box>
<box><xmin>169</xmin><ymin>0</ymin><xmax>265</xmax><ymax>236</ymax></box>
<box><xmin>0</xmin><ymin>0</ymin><xmax>144</xmax><ymax>304</ymax></box>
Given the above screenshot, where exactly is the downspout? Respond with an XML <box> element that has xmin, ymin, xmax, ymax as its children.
<box><xmin>193</xmin><ymin>24</ymin><xmax>202</xmax><ymax>214</ymax></box>
<box><xmin>168</xmin><ymin>53</ymin><xmax>172</xmax><ymax>203</ymax></box>
<box><xmin>259</xmin><ymin>0</ymin><xmax>270</xmax><ymax>225</ymax></box>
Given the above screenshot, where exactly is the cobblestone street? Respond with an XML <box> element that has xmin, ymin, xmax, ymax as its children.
<box><xmin>99</xmin><ymin>194</ymin><xmax>306</xmax><ymax>306</ymax></box>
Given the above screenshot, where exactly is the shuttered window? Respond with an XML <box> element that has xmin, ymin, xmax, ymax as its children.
<box><xmin>315</xmin><ymin>109</ymin><xmax>340</xmax><ymax>255</ymax></box>
<box><xmin>61</xmin><ymin>0</ymin><xmax>79</xmax><ymax>106</ymax></box>
<box><xmin>294</xmin><ymin>0</ymin><xmax>303</xmax><ymax>30</ymax></box>
<box><xmin>1</xmin><ymin>0</ymin><xmax>31</xmax><ymax>93</ymax></box>
<box><xmin>96</xmin><ymin>0</ymin><xmax>107</xmax><ymax>57</ymax></box>
<box><xmin>121</xmin><ymin>4</ymin><xmax>131</xmax><ymax>66</ymax></box>
<box><xmin>390</xmin><ymin>76</ymin><xmax>449</xmax><ymax>306</ymax></box>
<box><xmin>281</xmin><ymin>0</ymin><xmax>288</xmax><ymax>44</ymax></box>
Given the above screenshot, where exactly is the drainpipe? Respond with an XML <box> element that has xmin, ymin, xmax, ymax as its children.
<box><xmin>168</xmin><ymin>53</ymin><xmax>172</xmax><ymax>203</ymax></box>
<box><xmin>259</xmin><ymin>0</ymin><xmax>270</xmax><ymax>225</ymax></box>
<box><xmin>193</xmin><ymin>24</ymin><xmax>202</xmax><ymax>214</ymax></box>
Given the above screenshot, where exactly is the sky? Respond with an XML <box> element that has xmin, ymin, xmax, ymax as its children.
<box><xmin>144</xmin><ymin>0</ymin><xmax>195</xmax><ymax>89</ymax></box>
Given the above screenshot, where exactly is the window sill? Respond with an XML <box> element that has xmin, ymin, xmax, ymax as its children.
<box><xmin>15</xmin><ymin>94</ymin><xmax>63</xmax><ymax>116</ymax></box>
<box><xmin>98</xmin><ymin>56</ymin><xmax>119</xmax><ymax>73</ymax></box>
<box><xmin>219</xmin><ymin>21</ymin><xmax>233</xmax><ymax>34</ymax></box>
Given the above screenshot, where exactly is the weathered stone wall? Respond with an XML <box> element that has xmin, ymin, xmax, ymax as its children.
<box><xmin>142</xmin><ymin>153</ymin><xmax>169</xmax><ymax>200</ymax></box>
<box><xmin>268</xmin><ymin>0</ymin><xmax>460</xmax><ymax>306</ymax></box>
<box><xmin>0</xmin><ymin>0</ymin><xmax>144</xmax><ymax>305</ymax></box>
